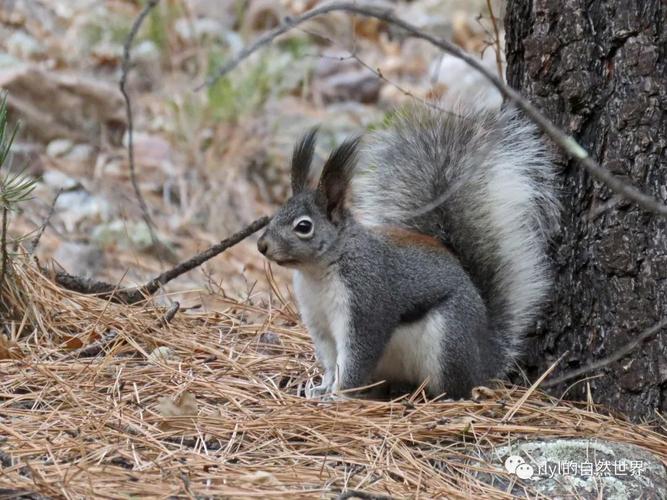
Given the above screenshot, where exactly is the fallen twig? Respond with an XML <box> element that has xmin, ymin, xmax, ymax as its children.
<box><xmin>337</xmin><ymin>490</ymin><xmax>396</xmax><ymax>500</ymax></box>
<box><xmin>64</xmin><ymin>329</ymin><xmax>119</xmax><ymax>360</ymax></box>
<box><xmin>201</xmin><ymin>1</ymin><xmax>667</xmax><ymax>217</ymax></box>
<box><xmin>160</xmin><ymin>301</ymin><xmax>180</xmax><ymax>326</ymax></box>
<box><xmin>51</xmin><ymin>216</ymin><xmax>270</xmax><ymax>304</ymax></box>
<box><xmin>543</xmin><ymin>319</ymin><xmax>667</xmax><ymax>388</ymax></box>
<box><xmin>28</xmin><ymin>189</ymin><xmax>61</xmax><ymax>255</ymax></box>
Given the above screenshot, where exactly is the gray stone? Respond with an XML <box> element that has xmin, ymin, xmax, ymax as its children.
<box><xmin>56</xmin><ymin>190</ymin><xmax>112</xmax><ymax>232</ymax></box>
<box><xmin>430</xmin><ymin>51</ymin><xmax>503</xmax><ymax>110</ymax></box>
<box><xmin>0</xmin><ymin>53</ymin><xmax>22</xmax><ymax>70</ymax></box>
<box><xmin>64</xmin><ymin>144</ymin><xmax>95</xmax><ymax>163</ymax></box>
<box><xmin>53</xmin><ymin>242</ymin><xmax>104</xmax><ymax>278</ymax></box>
<box><xmin>174</xmin><ymin>17</ymin><xmax>225</xmax><ymax>42</ymax></box>
<box><xmin>46</xmin><ymin>139</ymin><xmax>74</xmax><ymax>158</ymax></box>
<box><xmin>91</xmin><ymin>219</ymin><xmax>154</xmax><ymax>251</ymax></box>
<box><xmin>133</xmin><ymin>40</ymin><xmax>160</xmax><ymax>63</ymax></box>
<box><xmin>317</xmin><ymin>70</ymin><xmax>383</xmax><ymax>104</ymax></box>
<box><xmin>42</xmin><ymin>170</ymin><xmax>80</xmax><ymax>191</ymax></box>
<box><xmin>6</xmin><ymin>31</ymin><xmax>46</xmax><ymax>60</ymax></box>
<box><xmin>257</xmin><ymin>331</ymin><xmax>282</xmax><ymax>354</ymax></box>
<box><xmin>480</xmin><ymin>438</ymin><xmax>667</xmax><ymax>499</ymax></box>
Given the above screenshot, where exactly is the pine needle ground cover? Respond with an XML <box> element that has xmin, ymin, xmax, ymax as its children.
<box><xmin>1</xmin><ymin>257</ymin><xmax>665</xmax><ymax>499</ymax></box>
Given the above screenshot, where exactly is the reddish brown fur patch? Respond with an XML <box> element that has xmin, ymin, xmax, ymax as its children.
<box><xmin>376</xmin><ymin>226</ymin><xmax>451</xmax><ymax>253</ymax></box>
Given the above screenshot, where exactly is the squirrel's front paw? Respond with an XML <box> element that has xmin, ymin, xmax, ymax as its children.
<box><xmin>305</xmin><ymin>379</ymin><xmax>332</xmax><ymax>399</ymax></box>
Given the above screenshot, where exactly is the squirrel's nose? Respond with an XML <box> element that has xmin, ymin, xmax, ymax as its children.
<box><xmin>257</xmin><ymin>236</ymin><xmax>268</xmax><ymax>255</ymax></box>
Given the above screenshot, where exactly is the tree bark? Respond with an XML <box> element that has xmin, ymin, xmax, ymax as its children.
<box><xmin>505</xmin><ymin>0</ymin><xmax>666</xmax><ymax>419</ymax></box>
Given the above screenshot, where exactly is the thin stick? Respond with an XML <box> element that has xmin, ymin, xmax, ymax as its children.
<box><xmin>63</xmin><ymin>329</ymin><xmax>119</xmax><ymax>360</ymax></box>
<box><xmin>29</xmin><ymin>189</ymin><xmax>62</xmax><ymax>256</ymax></box>
<box><xmin>503</xmin><ymin>351</ymin><xmax>568</xmax><ymax>422</ymax></box>
<box><xmin>119</xmin><ymin>0</ymin><xmax>162</xmax><ymax>244</ymax></box>
<box><xmin>337</xmin><ymin>491</ymin><xmax>395</xmax><ymax>500</ymax></box>
<box><xmin>485</xmin><ymin>0</ymin><xmax>504</xmax><ymax>81</ymax></box>
<box><xmin>543</xmin><ymin>319</ymin><xmax>667</xmax><ymax>388</ymax></box>
<box><xmin>160</xmin><ymin>301</ymin><xmax>180</xmax><ymax>326</ymax></box>
<box><xmin>200</xmin><ymin>2</ymin><xmax>667</xmax><ymax>217</ymax></box>
<box><xmin>52</xmin><ymin>216</ymin><xmax>270</xmax><ymax>304</ymax></box>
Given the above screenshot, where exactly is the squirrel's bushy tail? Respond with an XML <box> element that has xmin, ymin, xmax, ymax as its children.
<box><xmin>352</xmin><ymin>105</ymin><xmax>559</xmax><ymax>373</ymax></box>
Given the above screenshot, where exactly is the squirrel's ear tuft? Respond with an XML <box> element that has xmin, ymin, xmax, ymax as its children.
<box><xmin>291</xmin><ymin>127</ymin><xmax>319</xmax><ymax>194</ymax></box>
<box><xmin>317</xmin><ymin>135</ymin><xmax>361</xmax><ymax>220</ymax></box>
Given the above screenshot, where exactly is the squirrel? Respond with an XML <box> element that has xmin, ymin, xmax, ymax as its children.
<box><xmin>257</xmin><ymin>104</ymin><xmax>559</xmax><ymax>399</ymax></box>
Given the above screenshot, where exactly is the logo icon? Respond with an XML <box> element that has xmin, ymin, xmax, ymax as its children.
<box><xmin>505</xmin><ymin>455</ymin><xmax>534</xmax><ymax>479</ymax></box>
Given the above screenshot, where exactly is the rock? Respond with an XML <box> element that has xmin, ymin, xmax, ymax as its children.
<box><xmin>53</xmin><ymin>242</ymin><xmax>105</xmax><ymax>278</ymax></box>
<box><xmin>46</xmin><ymin>139</ymin><xmax>74</xmax><ymax>158</ymax></box>
<box><xmin>46</xmin><ymin>139</ymin><xmax>95</xmax><ymax>167</ymax></box>
<box><xmin>187</xmin><ymin>0</ymin><xmax>237</xmax><ymax>27</ymax></box>
<box><xmin>317</xmin><ymin>70</ymin><xmax>383</xmax><ymax>104</ymax></box>
<box><xmin>257</xmin><ymin>331</ymin><xmax>282</xmax><ymax>354</ymax></box>
<box><xmin>148</xmin><ymin>346</ymin><xmax>176</xmax><ymax>364</ymax></box>
<box><xmin>124</xmin><ymin>132</ymin><xmax>175</xmax><ymax>173</ymax></box>
<box><xmin>0</xmin><ymin>53</ymin><xmax>23</xmax><ymax>70</ymax></box>
<box><xmin>42</xmin><ymin>170</ymin><xmax>81</xmax><ymax>191</ymax></box>
<box><xmin>56</xmin><ymin>190</ymin><xmax>112</xmax><ymax>232</ymax></box>
<box><xmin>6</xmin><ymin>31</ymin><xmax>46</xmax><ymax>60</ymax></box>
<box><xmin>65</xmin><ymin>144</ymin><xmax>95</xmax><ymax>163</ymax></box>
<box><xmin>430</xmin><ymin>50</ymin><xmax>504</xmax><ymax>110</ymax></box>
<box><xmin>480</xmin><ymin>438</ymin><xmax>667</xmax><ymax>499</ymax></box>
<box><xmin>174</xmin><ymin>17</ymin><xmax>226</xmax><ymax>43</ymax></box>
<box><xmin>91</xmin><ymin>219</ymin><xmax>154</xmax><ymax>252</ymax></box>
<box><xmin>0</xmin><ymin>65</ymin><xmax>125</xmax><ymax>144</ymax></box>
<box><xmin>130</xmin><ymin>40</ymin><xmax>162</xmax><ymax>90</ymax></box>
<box><xmin>133</xmin><ymin>40</ymin><xmax>160</xmax><ymax>64</ymax></box>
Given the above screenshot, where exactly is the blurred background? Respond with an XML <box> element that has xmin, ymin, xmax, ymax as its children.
<box><xmin>1</xmin><ymin>0</ymin><xmax>505</xmax><ymax>310</ymax></box>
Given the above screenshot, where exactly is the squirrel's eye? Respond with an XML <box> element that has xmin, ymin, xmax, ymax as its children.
<box><xmin>293</xmin><ymin>216</ymin><xmax>314</xmax><ymax>239</ymax></box>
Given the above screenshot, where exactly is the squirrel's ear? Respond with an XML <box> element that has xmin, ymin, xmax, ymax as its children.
<box><xmin>317</xmin><ymin>135</ymin><xmax>361</xmax><ymax>220</ymax></box>
<box><xmin>291</xmin><ymin>127</ymin><xmax>319</xmax><ymax>195</ymax></box>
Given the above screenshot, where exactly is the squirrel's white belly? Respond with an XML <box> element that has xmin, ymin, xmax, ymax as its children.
<box><xmin>293</xmin><ymin>268</ymin><xmax>444</xmax><ymax>394</ymax></box>
<box><xmin>292</xmin><ymin>269</ymin><xmax>351</xmax><ymax>380</ymax></box>
<box><xmin>373</xmin><ymin>311</ymin><xmax>445</xmax><ymax>392</ymax></box>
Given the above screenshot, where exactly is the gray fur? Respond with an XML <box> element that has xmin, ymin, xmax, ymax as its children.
<box><xmin>257</xmin><ymin>105</ymin><xmax>559</xmax><ymax>398</ymax></box>
<box><xmin>353</xmin><ymin>104</ymin><xmax>559</xmax><ymax>374</ymax></box>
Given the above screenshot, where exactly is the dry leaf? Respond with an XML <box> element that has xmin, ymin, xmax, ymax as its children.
<box><xmin>60</xmin><ymin>335</ymin><xmax>84</xmax><ymax>350</ymax></box>
<box><xmin>148</xmin><ymin>346</ymin><xmax>176</xmax><ymax>364</ymax></box>
<box><xmin>471</xmin><ymin>385</ymin><xmax>498</xmax><ymax>401</ymax></box>
<box><xmin>157</xmin><ymin>392</ymin><xmax>198</xmax><ymax>430</ymax></box>
<box><xmin>0</xmin><ymin>335</ymin><xmax>23</xmax><ymax>360</ymax></box>
<box><xmin>239</xmin><ymin>471</ymin><xmax>279</xmax><ymax>485</ymax></box>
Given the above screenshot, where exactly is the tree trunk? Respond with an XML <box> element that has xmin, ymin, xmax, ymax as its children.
<box><xmin>505</xmin><ymin>0</ymin><xmax>666</xmax><ymax>420</ymax></box>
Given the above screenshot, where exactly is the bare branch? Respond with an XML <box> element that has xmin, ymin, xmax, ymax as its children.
<box><xmin>51</xmin><ymin>216</ymin><xmax>270</xmax><ymax>304</ymax></box>
<box><xmin>485</xmin><ymin>0</ymin><xmax>504</xmax><ymax>81</ymax></box>
<box><xmin>119</xmin><ymin>0</ymin><xmax>164</xmax><ymax>248</ymax></box>
<box><xmin>28</xmin><ymin>189</ymin><xmax>61</xmax><ymax>255</ymax></box>
<box><xmin>201</xmin><ymin>1</ymin><xmax>667</xmax><ymax>217</ymax></box>
<box><xmin>542</xmin><ymin>319</ymin><xmax>667</xmax><ymax>388</ymax></box>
